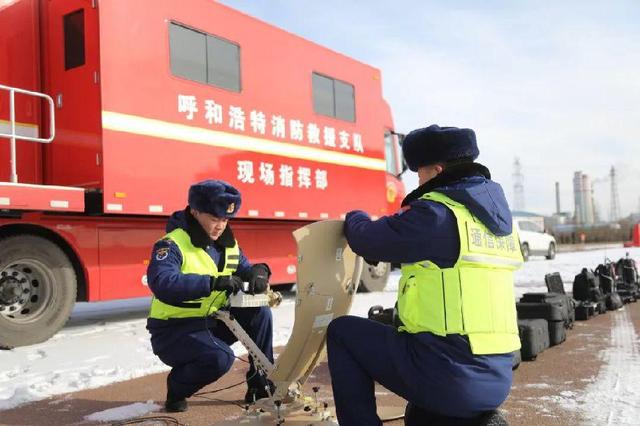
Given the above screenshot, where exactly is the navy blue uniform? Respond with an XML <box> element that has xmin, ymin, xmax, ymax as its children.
<box><xmin>147</xmin><ymin>209</ymin><xmax>273</xmax><ymax>399</ymax></box>
<box><xmin>327</xmin><ymin>165</ymin><xmax>514</xmax><ymax>425</ymax></box>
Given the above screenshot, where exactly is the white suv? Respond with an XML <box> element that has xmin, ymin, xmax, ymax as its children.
<box><xmin>515</xmin><ymin>219</ymin><xmax>556</xmax><ymax>261</ymax></box>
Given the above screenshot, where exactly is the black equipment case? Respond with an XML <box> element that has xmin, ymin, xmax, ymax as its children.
<box><xmin>517</xmin><ymin>319</ymin><xmax>549</xmax><ymax>360</ymax></box>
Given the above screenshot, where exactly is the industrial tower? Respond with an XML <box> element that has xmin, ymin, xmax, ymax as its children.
<box><xmin>573</xmin><ymin>171</ymin><xmax>595</xmax><ymax>225</ymax></box>
<box><xmin>513</xmin><ymin>158</ymin><xmax>525</xmax><ymax>211</ymax></box>
<box><xmin>610</xmin><ymin>166</ymin><xmax>621</xmax><ymax>221</ymax></box>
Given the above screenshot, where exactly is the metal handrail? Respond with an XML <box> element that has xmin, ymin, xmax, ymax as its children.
<box><xmin>0</xmin><ymin>83</ymin><xmax>56</xmax><ymax>183</ymax></box>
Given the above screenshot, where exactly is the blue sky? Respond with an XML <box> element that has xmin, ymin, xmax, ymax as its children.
<box><xmin>219</xmin><ymin>0</ymin><xmax>640</xmax><ymax>218</ymax></box>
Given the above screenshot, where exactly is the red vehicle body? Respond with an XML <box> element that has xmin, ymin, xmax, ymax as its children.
<box><xmin>0</xmin><ymin>0</ymin><xmax>405</xmax><ymax>347</ymax></box>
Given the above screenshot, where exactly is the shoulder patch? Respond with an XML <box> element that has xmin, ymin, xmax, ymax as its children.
<box><xmin>155</xmin><ymin>247</ymin><xmax>170</xmax><ymax>261</ymax></box>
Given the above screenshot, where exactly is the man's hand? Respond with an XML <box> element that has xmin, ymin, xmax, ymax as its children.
<box><xmin>248</xmin><ymin>263</ymin><xmax>270</xmax><ymax>294</ymax></box>
<box><xmin>211</xmin><ymin>275</ymin><xmax>243</xmax><ymax>295</ymax></box>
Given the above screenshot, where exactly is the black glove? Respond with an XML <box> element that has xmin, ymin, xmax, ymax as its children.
<box><xmin>248</xmin><ymin>263</ymin><xmax>270</xmax><ymax>294</ymax></box>
<box><xmin>211</xmin><ymin>275</ymin><xmax>243</xmax><ymax>295</ymax></box>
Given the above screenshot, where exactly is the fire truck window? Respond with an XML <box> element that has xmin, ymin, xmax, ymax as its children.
<box><xmin>63</xmin><ymin>10</ymin><xmax>85</xmax><ymax>70</ymax></box>
<box><xmin>206</xmin><ymin>35</ymin><xmax>241</xmax><ymax>92</ymax></box>
<box><xmin>384</xmin><ymin>132</ymin><xmax>398</xmax><ymax>175</ymax></box>
<box><xmin>169</xmin><ymin>22</ymin><xmax>240</xmax><ymax>92</ymax></box>
<box><xmin>313</xmin><ymin>73</ymin><xmax>356</xmax><ymax>122</ymax></box>
<box><xmin>169</xmin><ymin>23</ymin><xmax>207</xmax><ymax>84</ymax></box>
<box><xmin>312</xmin><ymin>73</ymin><xmax>335</xmax><ymax>117</ymax></box>
<box><xmin>334</xmin><ymin>80</ymin><xmax>355</xmax><ymax>122</ymax></box>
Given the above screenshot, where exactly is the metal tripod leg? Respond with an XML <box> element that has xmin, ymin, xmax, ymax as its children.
<box><xmin>214</xmin><ymin>310</ymin><xmax>275</xmax><ymax>376</ymax></box>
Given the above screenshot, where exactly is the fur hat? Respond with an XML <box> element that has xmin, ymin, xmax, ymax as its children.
<box><xmin>188</xmin><ymin>180</ymin><xmax>241</xmax><ymax>218</ymax></box>
<box><xmin>402</xmin><ymin>125</ymin><xmax>479</xmax><ymax>172</ymax></box>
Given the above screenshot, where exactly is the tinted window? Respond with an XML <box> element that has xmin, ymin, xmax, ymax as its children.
<box><xmin>312</xmin><ymin>73</ymin><xmax>335</xmax><ymax>117</ymax></box>
<box><xmin>169</xmin><ymin>22</ymin><xmax>240</xmax><ymax>92</ymax></box>
<box><xmin>64</xmin><ymin>10</ymin><xmax>85</xmax><ymax>70</ymax></box>
<box><xmin>312</xmin><ymin>72</ymin><xmax>355</xmax><ymax>122</ymax></box>
<box><xmin>519</xmin><ymin>221</ymin><xmax>542</xmax><ymax>232</ymax></box>
<box><xmin>169</xmin><ymin>23</ymin><xmax>207</xmax><ymax>83</ymax></box>
<box><xmin>384</xmin><ymin>132</ymin><xmax>397</xmax><ymax>175</ymax></box>
<box><xmin>207</xmin><ymin>34</ymin><xmax>241</xmax><ymax>92</ymax></box>
<box><xmin>334</xmin><ymin>79</ymin><xmax>355</xmax><ymax>121</ymax></box>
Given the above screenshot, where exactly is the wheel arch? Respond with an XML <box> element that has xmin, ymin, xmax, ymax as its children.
<box><xmin>0</xmin><ymin>224</ymin><xmax>88</xmax><ymax>302</ymax></box>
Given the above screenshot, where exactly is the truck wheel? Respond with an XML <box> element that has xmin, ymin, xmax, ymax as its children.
<box><xmin>0</xmin><ymin>235</ymin><xmax>77</xmax><ymax>349</ymax></box>
<box><xmin>359</xmin><ymin>262</ymin><xmax>390</xmax><ymax>292</ymax></box>
<box><xmin>521</xmin><ymin>243</ymin><xmax>530</xmax><ymax>262</ymax></box>
<box><xmin>546</xmin><ymin>243</ymin><xmax>556</xmax><ymax>260</ymax></box>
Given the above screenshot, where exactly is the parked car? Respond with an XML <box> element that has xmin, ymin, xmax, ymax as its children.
<box><xmin>515</xmin><ymin>219</ymin><xmax>556</xmax><ymax>261</ymax></box>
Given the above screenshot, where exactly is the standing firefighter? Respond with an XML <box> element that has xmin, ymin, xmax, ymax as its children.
<box><xmin>146</xmin><ymin>180</ymin><xmax>274</xmax><ymax>412</ymax></box>
<box><xmin>327</xmin><ymin>125</ymin><xmax>522</xmax><ymax>425</ymax></box>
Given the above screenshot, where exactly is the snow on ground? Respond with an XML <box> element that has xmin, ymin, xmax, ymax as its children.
<box><xmin>513</xmin><ymin>246</ymin><xmax>637</xmax><ymax>299</ymax></box>
<box><xmin>1</xmin><ymin>246</ymin><xmax>639</xmax><ymax>422</ymax></box>
<box><xmin>578</xmin><ymin>307</ymin><xmax>640</xmax><ymax>425</ymax></box>
<box><xmin>83</xmin><ymin>401</ymin><xmax>162</xmax><ymax>423</ymax></box>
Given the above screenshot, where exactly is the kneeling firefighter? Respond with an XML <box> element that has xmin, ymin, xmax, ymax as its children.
<box><xmin>146</xmin><ymin>180</ymin><xmax>274</xmax><ymax>412</ymax></box>
<box><xmin>326</xmin><ymin>125</ymin><xmax>522</xmax><ymax>425</ymax></box>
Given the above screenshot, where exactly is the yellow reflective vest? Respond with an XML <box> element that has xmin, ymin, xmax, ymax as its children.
<box><xmin>148</xmin><ymin>228</ymin><xmax>240</xmax><ymax>320</ymax></box>
<box><xmin>397</xmin><ymin>191</ymin><xmax>523</xmax><ymax>355</ymax></box>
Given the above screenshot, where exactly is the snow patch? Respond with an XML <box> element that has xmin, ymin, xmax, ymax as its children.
<box><xmin>530</xmin><ymin>307</ymin><xmax>640</xmax><ymax>426</ymax></box>
<box><xmin>84</xmin><ymin>401</ymin><xmax>161</xmax><ymax>422</ymax></box>
<box><xmin>523</xmin><ymin>383</ymin><xmax>552</xmax><ymax>389</ymax></box>
<box><xmin>0</xmin><ymin>386</ymin><xmax>48</xmax><ymax>410</ymax></box>
<box><xmin>578</xmin><ymin>308</ymin><xmax>640</xmax><ymax>425</ymax></box>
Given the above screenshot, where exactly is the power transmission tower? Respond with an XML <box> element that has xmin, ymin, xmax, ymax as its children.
<box><xmin>513</xmin><ymin>158</ymin><xmax>525</xmax><ymax>211</ymax></box>
<box><xmin>610</xmin><ymin>166</ymin><xmax>621</xmax><ymax>222</ymax></box>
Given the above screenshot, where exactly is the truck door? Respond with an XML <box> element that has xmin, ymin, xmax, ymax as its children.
<box><xmin>43</xmin><ymin>0</ymin><xmax>101</xmax><ymax>187</ymax></box>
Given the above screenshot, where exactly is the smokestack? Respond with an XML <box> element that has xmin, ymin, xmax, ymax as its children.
<box><xmin>555</xmin><ymin>182</ymin><xmax>561</xmax><ymax>214</ymax></box>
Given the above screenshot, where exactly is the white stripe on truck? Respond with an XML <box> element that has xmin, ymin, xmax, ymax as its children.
<box><xmin>102</xmin><ymin>111</ymin><xmax>386</xmax><ymax>171</ymax></box>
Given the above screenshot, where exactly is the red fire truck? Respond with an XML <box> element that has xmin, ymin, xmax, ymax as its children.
<box><xmin>0</xmin><ymin>0</ymin><xmax>406</xmax><ymax>348</ymax></box>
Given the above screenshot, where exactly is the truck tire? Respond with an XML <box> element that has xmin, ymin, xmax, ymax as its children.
<box><xmin>359</xmin><ymin>262</ymin><xmax>390</xmax><ymax>292</ymax></box>
<box><xmin>0</xmin><ymin>235</ymin><xmax>77</xmax><ymax>349</ymax></box>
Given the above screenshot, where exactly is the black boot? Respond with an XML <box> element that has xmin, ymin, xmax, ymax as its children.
<box><xmin>244</xmin><ymin>380</ymin><xmax>276</xmax><ymax>404</ymax></box>
<box><xmin>165</xmin><ymin>396</ymin><xmax>187</xmax><ymax>413</ymax></box>
<box><xmin>165</xmin><ymin>374</ymin><xmax>188</xmax><ymax>413</ymax></box>
<box><xmin>477</xmin><ymin>410</ymin><xmax>508</xmax><ymax>426</ymax></box>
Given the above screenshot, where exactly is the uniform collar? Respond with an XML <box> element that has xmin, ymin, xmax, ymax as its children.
<box><xmin>184</xmin><ymin>207</ymin><xmax>236</xmax><ymax>249</ymax></box>
<box><xmin>401</xmin><ymin>162</ymin><xmax>490</xmax><ymax>207</ymax></box>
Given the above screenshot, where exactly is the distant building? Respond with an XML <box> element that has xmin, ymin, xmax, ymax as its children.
<box><xmin>548</xmin><ymin>211</ymin><xmax>572</xmax><ymax>230</ymax></box>
<box><xmin>573</xmin><ymin>171</ymin><xmax>595</xmax><ymax>225</ymax></box>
